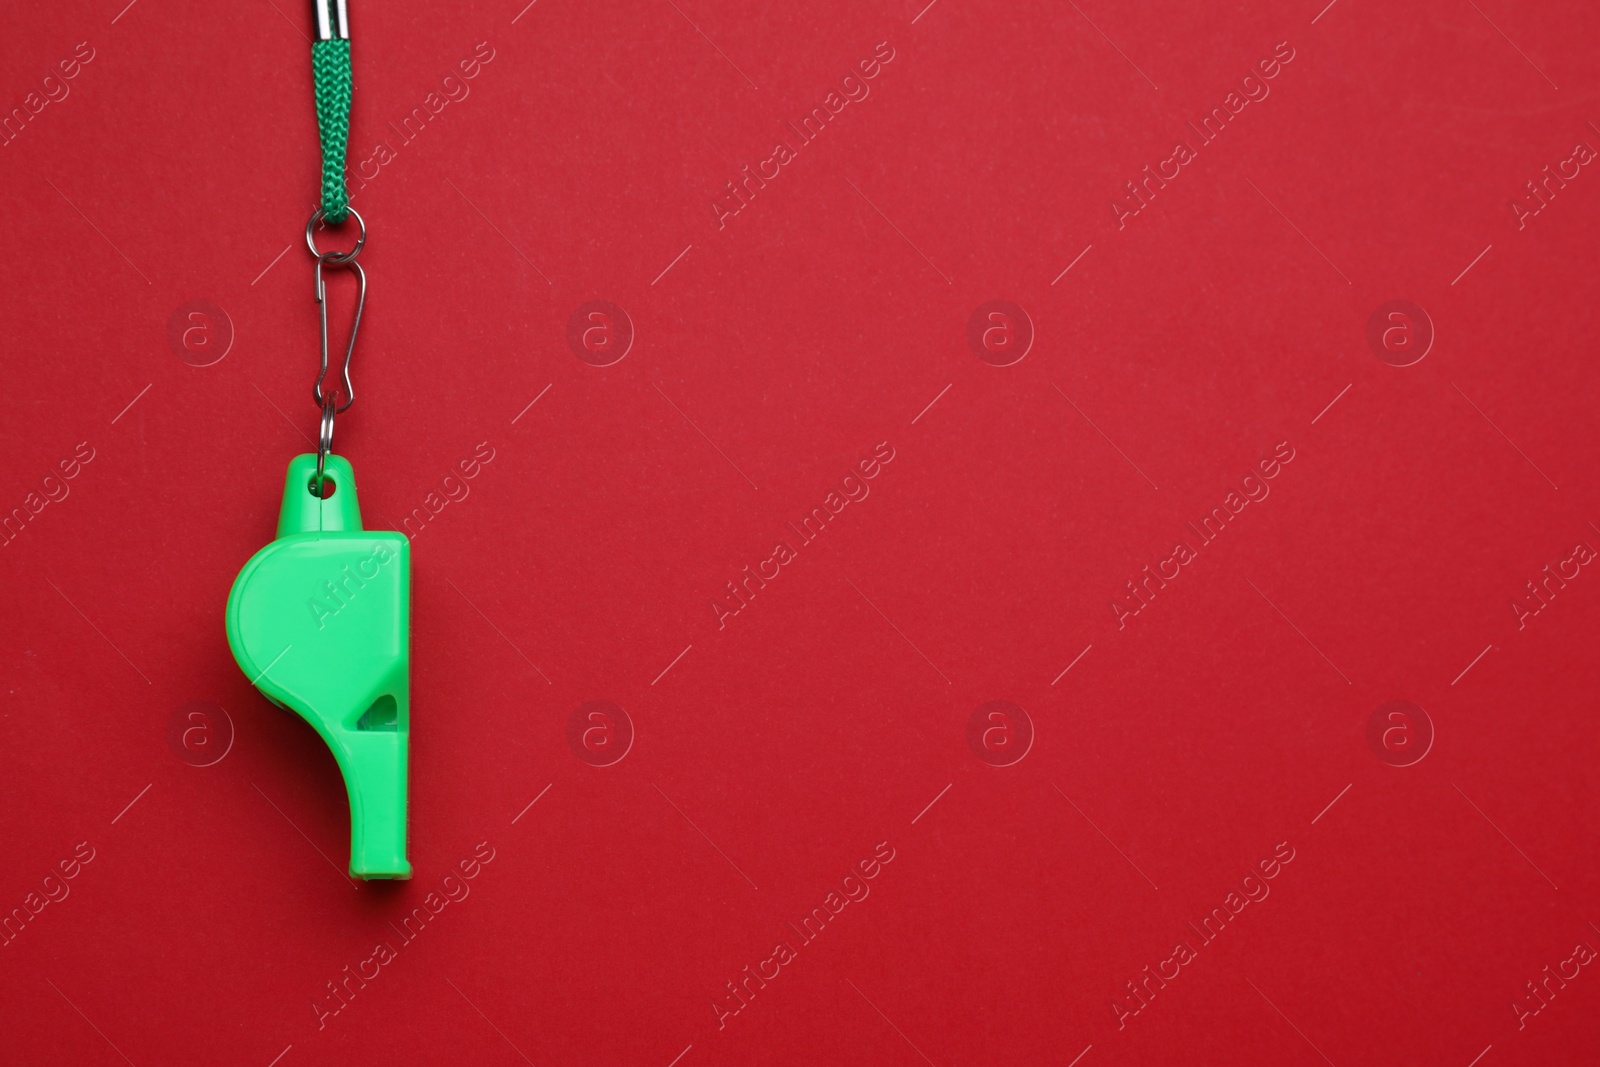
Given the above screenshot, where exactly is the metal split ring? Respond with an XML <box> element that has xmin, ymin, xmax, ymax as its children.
<box><xmin>306</xmin><ymin>206</ymin><xmax>366</xmax><ymax>265</ymax></box>
<box><xmin>314</xmin><ymin>395</ymin><xmax>337</xmax><ymax>493</ymax></box>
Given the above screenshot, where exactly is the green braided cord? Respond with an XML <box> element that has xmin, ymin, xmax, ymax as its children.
<box><xmin>312</xmin><ymin>38</ymin><xmax>353</xmax><ymax>223</ymax></box>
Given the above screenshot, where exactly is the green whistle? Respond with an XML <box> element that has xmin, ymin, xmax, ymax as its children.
<box><xmin>226</xmin><ymin>454</ymin><xmax>412</xmax><ymax>880</ymax></box>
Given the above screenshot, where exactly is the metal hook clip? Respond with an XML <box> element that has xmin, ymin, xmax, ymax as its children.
<box><xmin>313</xmin><ymin>252</ymin><xmax>365</xmax><ymax>415</ymax></box>
<box><xmin>313</xmin><ymin>0</ymin><xmax>349</xmax><ymax>41</ymax></box>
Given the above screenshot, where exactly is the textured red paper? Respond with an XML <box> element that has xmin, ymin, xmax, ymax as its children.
<box><xmin>2</xmin><ymin>1</ymin><xmax>1598</xmax><ymax>1065</ymax></box>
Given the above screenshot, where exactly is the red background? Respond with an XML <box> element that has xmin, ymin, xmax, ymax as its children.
<box><xmin>2</xmin><ymin>0</ymin><xmax>1598</xmax><ymax>1064</ymax></box>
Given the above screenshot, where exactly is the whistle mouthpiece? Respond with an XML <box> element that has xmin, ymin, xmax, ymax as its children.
<box><xmin>227</xmin><ymin>454</ymin><xmax>412</xmax><ymax>880</ymax></box>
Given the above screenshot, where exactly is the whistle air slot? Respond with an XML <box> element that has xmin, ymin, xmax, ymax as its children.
<box><xmin>356</xmin><ymin>694</ymin><xmax>398</xmax><ymax>731</ymax></box>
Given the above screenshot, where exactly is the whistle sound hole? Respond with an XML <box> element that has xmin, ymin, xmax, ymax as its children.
<box><xmin>357</xmin><ymin>695</ymin><xmax>398</xmax><ymax>731</ymax></box>
<box><xmin>307</xmin><ymin>475</ymin><xmax>338</xmax><ymax>499</ymax></box>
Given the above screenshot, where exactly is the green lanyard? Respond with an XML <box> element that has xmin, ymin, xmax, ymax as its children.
<box><xmin>312</xmin><ymin>0</ymin><xmax>353</xmax><ymax>223</ymax></box>
<box><xmin>306</xmin><ymin>0</ymin><xmax>365</xmax><ymax>491</ymax></box>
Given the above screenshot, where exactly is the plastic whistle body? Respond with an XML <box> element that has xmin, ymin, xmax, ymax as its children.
<box><xmin>226</xmin><ymin>454</ymin><xmax>412</xmax><ymax>879</ymax></box>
